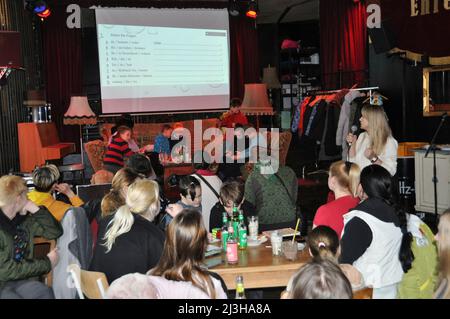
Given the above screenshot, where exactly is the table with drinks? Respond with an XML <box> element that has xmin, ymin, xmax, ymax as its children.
<box><xmin>207</xmin><ymin>211</ymin><xmax>311</xmax><ymax>290</ymax></box>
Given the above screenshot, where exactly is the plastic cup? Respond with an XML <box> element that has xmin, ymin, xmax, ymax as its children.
<box><xmin>248</xmin><ymin>216</ymin><xmax>259</xmax><ymax>240</ymax></box>
<box><xmin>283</xmin><ymin>241</ymin><xmax>298</xmax><ymax>261</ymax></box>
<box><xmin>270</xmin><ymin>232</ymin><xmax>283</xmax><ymax>256</ymax></box>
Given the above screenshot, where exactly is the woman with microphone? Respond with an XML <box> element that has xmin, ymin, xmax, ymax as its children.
<box><xmin>346</xmin><ymin>105</ymin><xmax>398</xmax><ymax>176</ymax></box>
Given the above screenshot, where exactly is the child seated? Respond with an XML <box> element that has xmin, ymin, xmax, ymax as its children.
<box><xmin>282</xmin><ymin>226</ymin><xmax>364</xmax><ymax>299</ymax></box>
<box><xmin>209</xmin><ymin>179</ymin><xmax>255</xmax><ymax>232</ymax></box>
<box><xmin>157</xmin><ymin>176</ymin><xmax>202</xmax><ymax>230</ymax></box>
<box><xmin>286</xmin><ymin>259</ymin><xmax>353</xmax><ymax>299</ymax></box>
<box><xmin>104</xmin><ymin>126</ymin><xmax>135</xmax><ymax>174</ymax></box>
<box><xmin>153</xmin><ymin>124</ymin><xmax>173</xmax><ymax>164</ymax></box>
<box><xmin>28</xmin><ymin>164</ymin><xmax>84</xmax><ymax>221</ymax></box>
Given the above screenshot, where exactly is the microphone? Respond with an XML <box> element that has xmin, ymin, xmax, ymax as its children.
<box><xmin>348</xmin><ymin>125</ymin><xmax>358</xmax><ymax>146</ymax></box>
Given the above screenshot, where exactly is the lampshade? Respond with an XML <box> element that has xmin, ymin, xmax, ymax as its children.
<box><xmin>240</xmin><ymin>83</ymin><xmax>274</xmax><ymax>115</ymax></box>
<box><xmin>63</xmin><ymin>96</ymin><xmax>97</xmax><ymax>125</ymax></box>
<box><xmin>262</xmin><ymin>66</ymin><xmax>281</xmax><ymax>89</ymax></box>
<box><xmin>23</xmin><ymin>90</ymin><xmax>46</xmax><ymax>107</ymax></box>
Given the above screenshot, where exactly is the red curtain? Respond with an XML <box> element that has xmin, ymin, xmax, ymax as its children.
<box><xmin>320</xmin><ymin>0</ymin><xmax>368</xmax><ymax>90</ymax></box>
<box><xmin>230</xmin><ymin>17</ymin><xmax>260</xmax><ymax>99</ymax></box>
<box><xmin>42</xmin><ymin>1</ymin><xmax>259</xmax><ymax>145</ymax></box>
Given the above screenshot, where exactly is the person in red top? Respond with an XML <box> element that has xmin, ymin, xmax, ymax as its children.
<box><xmin>313</xmin><ymin>161</ymin><xmax>361</xmax><ymax>238</ymax></box>
<box><xmin>220</xmin><ymin>98</ymin><xmax>249</xmax><ymax>128</ymax></box>
<box><xmin>103</xmin><ymin>126</ymin><xmax>135</xmax><ymax>174</ymax></box>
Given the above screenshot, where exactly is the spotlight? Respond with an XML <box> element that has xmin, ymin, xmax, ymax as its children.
<box><xmin>33</xmin><ymin>1</ymin><xmax>47</xmax><ymax>13</ymax></box>
<box><xmin>229</xmin><ymin>0</ymin><xmax>240</xmax><ymax>17</ymax></box>
<box><xmin>37</xmin><ymin>8</ymin><xmax>51</xmax><ymax>19</ymax></box>
<box><xmin>24</xmin><ymin>1</ymin><xmax>51</xmax><ymax>20</ymax></box>
<box><xmin>246</xmin><ymin>1</ymin><xmax>258</xmax><ymax>19</ymax></box>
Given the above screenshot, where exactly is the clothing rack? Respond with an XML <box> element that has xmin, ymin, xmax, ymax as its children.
<box><xmin>304</xmin><ymin>86</ymin><xmax>380</xmax><ymax>97</ymax></box>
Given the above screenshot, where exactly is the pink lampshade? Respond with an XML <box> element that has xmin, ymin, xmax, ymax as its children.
<box><xmin>240</xmin><ymin>83</ymin><xmax>274</xmax><ymax>115</ymax></box>
<box><xmin>63</xmin><ymin>96</ymin><xmax>97</xmax><ymax>125</ymax></box>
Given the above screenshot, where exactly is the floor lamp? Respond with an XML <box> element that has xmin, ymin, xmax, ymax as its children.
<box><xmin>240</xmin><ymin>83</ymin><xmax>275</xmax><ymax>130</ymax></box>
<box><xmin>63</xmin><ymin>96</ymin><xmax>97</xmax><ymax>166</ymax></box>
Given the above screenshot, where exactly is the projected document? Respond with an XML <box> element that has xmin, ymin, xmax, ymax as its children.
<box><xmin>95</xmin><ymin>8</ymin><xmax>230</xmax><ymax>114</ymax></box>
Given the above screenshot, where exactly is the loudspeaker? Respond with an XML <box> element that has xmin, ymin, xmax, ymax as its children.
<box><xmin>0</xmin><ymin>31</ymin><xmax>21</xmax><ymax>67</ymax></box>
<box><xmin>368</xmin><ymin>21</ymin><xmax>396</xmax><ymax>54</ymax></box>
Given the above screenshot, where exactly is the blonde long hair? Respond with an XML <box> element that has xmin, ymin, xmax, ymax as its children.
<box><xmin>435</xmin><ymin>209</ymin><xmax>450</xmax><ymax>299</ymax></box>
<box><xmin>103</xmin><ymin>179</ymin><xmax>160</xmax><ymax>253</ymax></box>
<box><xmin>361</xmin><ymin>105</ymin><xmax>392</xmax><ymax>155</ymax></box>
<box><xmin>329</xmin><ymin>161</ymin><xmax>361</xmax><ymax>197</ymax></box>
<box><xmin>101</xmin><ymin>168</ymin><xmax>141</xmax><ymax>217</ymax></box>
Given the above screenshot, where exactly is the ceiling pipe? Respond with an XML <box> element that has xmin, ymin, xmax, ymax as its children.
<box><xmin>277</xmin><ymin>0</ymin><xmax>316</xmax><ymax>24</ymax></box>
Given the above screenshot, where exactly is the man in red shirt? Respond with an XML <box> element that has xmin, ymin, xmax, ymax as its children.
<box><xmin>220</xmin><ymin>98</ymin><xmax>249</xmax><ymax>128</ymax></box>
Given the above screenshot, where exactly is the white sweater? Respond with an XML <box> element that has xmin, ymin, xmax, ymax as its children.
<box><xmin>349</xmin><ymin>132</ymin><xmax>398</xmax><ymax>176</ymax></box>
<box><xmin>191</xmin><ymin>173</ymin><xmax>222</xmax><ymax>231</ymax></box>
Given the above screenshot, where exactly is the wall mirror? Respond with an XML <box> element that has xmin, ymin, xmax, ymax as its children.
<box><xmin>423</xmin><ymin>66</ymin><xmax>450</xmax><ymax>116</ymax></box>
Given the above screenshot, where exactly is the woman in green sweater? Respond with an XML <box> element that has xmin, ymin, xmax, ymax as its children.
<box><xmin>0</xmin><ymin>175</ymin><xmax>62</xmax><ymax>299</ymax></box>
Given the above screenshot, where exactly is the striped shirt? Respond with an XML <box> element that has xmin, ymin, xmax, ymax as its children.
<box><xmin>103</xmin><ymin>136</ymin><xmax>134</xmax><ymax>168</ymax></box>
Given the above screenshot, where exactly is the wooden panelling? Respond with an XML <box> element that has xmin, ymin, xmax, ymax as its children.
<box><xmin>0</xmin><ymin>0</ymin><xmax>44</xmax><ymax>174</ymax></box>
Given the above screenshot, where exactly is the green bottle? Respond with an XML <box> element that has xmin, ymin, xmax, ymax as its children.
<box><xmin>238</xmin><ymin>210</ymin><xmax>247</xmax><ymax>250</ymax></box>
<box><xmin>221</xmin><ymin>212</ymin><xmax>229</xmax><ymax>252</ymax></box>
<box><xmin>232</xmin><ymin>205</ymin><xmax>239</xmax><ymax>242</ymax></box>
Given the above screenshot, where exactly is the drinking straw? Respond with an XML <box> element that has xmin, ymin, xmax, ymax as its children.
<box><xmin>292</xmin><ymin>218</ymin><xmax>300</xmax><ymax>244</ymax></box>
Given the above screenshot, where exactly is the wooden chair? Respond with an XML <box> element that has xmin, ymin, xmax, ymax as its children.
<box><xmin>33</xmin><ymin>237</ymin><xmax>56</xmax><ymax>287</ymax></box>
<box><xmin>67</xmin><ymin>264</ymin><xmax>109</xmax><ymax>299</ymax></box>
<box><xmin>264</xmin><ymin>130</ymin><xmax>292</xmax><ymax>166</ymax></box>
<box><xmin>84</xmin><ymin>140</ymin><xmax>107</xmax><ymax>173</ymax></box>
<box><xmin>353</xmin><ymin>287</ymin><xmax>373</xmax><ymax>299</ymax></box>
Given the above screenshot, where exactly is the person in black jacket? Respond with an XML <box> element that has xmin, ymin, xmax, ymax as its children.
<box><xmin>209</xmin><ymin>179</ymin><xmax>255</xmax><ymax>232</ymax></box>
<box><xmin>0</xmin><ymin>175</ymin><xmax>62</xmax><ymax>299</ymax></box>
<box><xmin>90</xmin><ymin>179</ymin><xmax>165</xmax><ymax>283</ymax></box>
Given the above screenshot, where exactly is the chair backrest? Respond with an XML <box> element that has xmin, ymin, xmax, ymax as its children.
<box><xmin>353</xmin><ymin>287</ymin><xmax>373</xmax><ymax>299</ymax></box>
<box><xmin>33</xmin><ymin>237</ymin><xmax>56</xmax><ymax>287</ymax></box>
<box><xmin>76</xmin><ymin>183</ymin><xmax>112</xmax><ymax>202</ymax></box>
<box><xmin>84</xmin><ymin>140</ymin><xmax>107</xmax><ymax>172</ymax></box>
<box><xmin>264</xmin><ymin>130</ymin><xmax>292</xmax><ymax>166</ymax></box>
<box><xmin>67</xmin><ymin>264</ymin><xmax>109</xmax><ymax>299</ymax></box>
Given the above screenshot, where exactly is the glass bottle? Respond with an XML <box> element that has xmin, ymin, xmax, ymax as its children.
<box><xmin>221</xmin><ymin>212</ymin><xmax>229</xmax><ymax>252</ymax></box>
<box><xmin>238</xmin><ymin>210</ymin><xmax>247</xmax><ymax>250</ymax></box>
<box><xmin>232</xmin><ymin>204</ymin><xmax>239</xmax><ymax>241</ymax></box>
<box><xmin>235</xmin><ymin>275</ymin><xmax>246</xmax><ymax>299</ymax></box>
<box><xmin>226</xmin><ymin>221</ymin><xmax>238</xmax><ymax>264</ymax></box>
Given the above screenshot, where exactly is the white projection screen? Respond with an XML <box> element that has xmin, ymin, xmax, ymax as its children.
<box><xmin>95</xmin><ymin>8</ymin><xmax>230</xmax><ymax>114</ymax></box>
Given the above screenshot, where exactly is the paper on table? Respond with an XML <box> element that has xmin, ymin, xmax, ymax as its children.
<box><xmin>262</xmin><ymin>228</ymin><xmax>300</xmax><ymax>238</ymax></box>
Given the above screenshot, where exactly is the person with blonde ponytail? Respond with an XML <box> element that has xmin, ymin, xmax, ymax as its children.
<box><xmin>313</xmin><ymin>161</ymin><xmax>360</xmax><ymax>237</ymax></box>
<box><xmin>100</xmin><ymin>168</ymin><xmax>142</xmax><ymax>218</ymax></box>
<box><xmin>434</xmin><ymin>209</ymin><xmax>450</xmax><ymax>299</ymax></box>
<box><xmin>90</xmin><ymin>179</ymin><xmax>165</xmax><ymax>283</ymax></box>
<box><xmin>346</xmin><ymin>105</ymin><xmax>398</xmax><ymax>176</ymax></box>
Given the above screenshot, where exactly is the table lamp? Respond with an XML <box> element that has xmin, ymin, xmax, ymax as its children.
<box><xmin>262</xmin><ymin>65</ymin><xmax>281</xmax><ymax>105</ymax></box>
<box><xmin>63</xmin><ymin>96</ymin><xmax>97</xmax><ymax>165</ymax></box>
<box><xmin>23</xmin><ymin>90</ymin><xmax>50</xmax><ymax>123</ymax></box>
<box><xmin>240</xmin><ymin>83</ymin><xmax>274</xmax><ymax>129</ymax></box>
